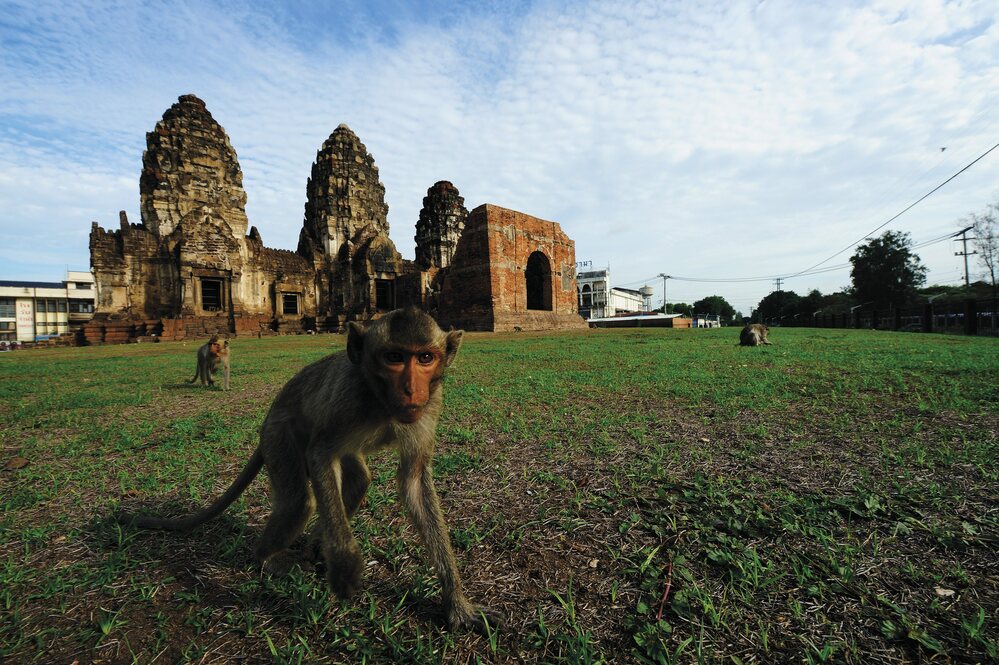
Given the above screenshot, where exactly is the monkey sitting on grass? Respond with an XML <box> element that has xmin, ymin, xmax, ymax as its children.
<box><xmin>739</xmin><ymin>323</ymin><xmax>772</xmax><ymax>346</ymax></box>
<box><xmin>187</xmin><ymin>334</ymin><xmax>230</xmax><ymax>390</ymax></box>
<box><xmin>122</xmin><ymin>308</ymin><xmax>500</xmax><ymax>632</ymax></box>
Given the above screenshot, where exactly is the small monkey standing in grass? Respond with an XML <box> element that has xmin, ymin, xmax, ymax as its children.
<box><xmin>739</xmin><ymin>323</ymin><xmax>772</xmax><ymax>347</ymax></box>
<box><xmin>187</xmin><ymin>335</ymin><xmax>230</xmax><ymax>390</ymax></box>
<box><xmin>123</xmin><ymin>308</ymin><xmax>499</xmax><ymax>632</ymax></box>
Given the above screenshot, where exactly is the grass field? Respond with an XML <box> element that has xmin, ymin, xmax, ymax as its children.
<box><xmin>1</xmin><ymin>327</ymin><xmax>996</xmax><ymax>664</ymax></box>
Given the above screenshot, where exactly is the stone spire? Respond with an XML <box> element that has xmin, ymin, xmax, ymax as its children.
<box><xmin>139</xmin><ymin>94</ymin><xmax>249</xmax><ymax>237</ymax></box>
<box><xmin>300</xmin><ymin>123</ymin><xmax>389</xmax><ymax>259</ymax></box>
<box><xmin>415</xmin><ymin>181</ymin><xmax>467</xmax><ymax>270</ymax></box>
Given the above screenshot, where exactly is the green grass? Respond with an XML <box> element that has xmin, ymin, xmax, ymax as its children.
<box><xmin>1</xmin><ymin>327</ymin><xmax>996</xmax><ymax>663</ymax></box>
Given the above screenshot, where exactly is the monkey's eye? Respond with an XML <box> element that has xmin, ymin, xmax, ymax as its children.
<box><xmin>416</xmin><ymin>352</ymin><xmax>436</xmax><ymax>365</ymax></box>
<box><xmin>383</xmin><ymin>351</ymin><xmax>405</xmax><ymax>364</ymax></box>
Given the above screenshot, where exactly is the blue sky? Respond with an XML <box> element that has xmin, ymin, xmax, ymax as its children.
<box><xmin>2</xmin><ymin>0</ymin><xmax>997</xmax><ymax>314</ymax></box>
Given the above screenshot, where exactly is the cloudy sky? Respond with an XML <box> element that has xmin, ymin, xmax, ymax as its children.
<box><xmin>2</xmin><ymin>0</ymin><xmax>997</xmax><ymax>314</ymax></box>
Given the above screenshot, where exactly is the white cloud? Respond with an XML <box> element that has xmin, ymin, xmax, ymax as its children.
<box><xmin>1</xmin><ymin>0</ymin><xmax>997</xmax><ymax>313</ymax></box>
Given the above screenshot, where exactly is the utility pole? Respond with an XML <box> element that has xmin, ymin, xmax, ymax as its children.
<box><xmin>773</xmin><ymin>277</ymin><xmax>783</xmax><ymax>292</ymax></box>
<box><xmin>658</xmin><ymin>273</ymin><xmax>670</xmax><ymax>313</ymax></box>
<box><xmin>954</xmin><ymin>225</ymin><xmax>977</xmax><ymax>289</ymax></box>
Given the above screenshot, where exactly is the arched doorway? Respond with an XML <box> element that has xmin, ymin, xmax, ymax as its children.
<box><xmin>525</xmin><ymin>251</ymin><xmax>552</xmax><ymax>311</ymax></box>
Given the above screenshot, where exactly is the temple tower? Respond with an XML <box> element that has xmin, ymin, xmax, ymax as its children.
<box><xmin>139</xmin><ymin>94</ymin><xmax>249</xmax><ymax>238</ymax></box>
<box><xmin>415</xmin><ymin>181</ymin><xmax>467</xmax><ymax>270</ymax></box>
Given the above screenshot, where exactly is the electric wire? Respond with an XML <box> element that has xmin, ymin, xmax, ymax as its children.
<box><xmin>612</xmin><ymin>140</ymin><xmax>998</xmax><ymax>288</ymax></box>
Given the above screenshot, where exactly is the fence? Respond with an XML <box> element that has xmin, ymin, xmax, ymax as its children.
<box><xmin>774</xmin><ymin>298</ymin><xmax>998</xmax><ymax>337</ymax></box>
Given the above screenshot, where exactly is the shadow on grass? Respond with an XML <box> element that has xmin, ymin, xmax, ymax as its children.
<box><xmin>161</xmin><ymin>382</ymin><xmax>223</xmax><ymax>391</ymax></box>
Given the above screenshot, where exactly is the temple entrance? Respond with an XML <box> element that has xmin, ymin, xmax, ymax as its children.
<box><xmin>525</xmin><ymin>251</ymin><xmax>552</xmax><ymax>311</ymax></box>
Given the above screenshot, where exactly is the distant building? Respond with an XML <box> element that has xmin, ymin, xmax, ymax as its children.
<box><xmin>609</xmin><ymin>287</ymin><xmax>645</xmax><ymax>315</ymax></box>
<box><xmin>0</xmin><ymin>271</ymin><xmax>96</xmax><ymax>342</ymax></box>
<box><xmin>577</xmin><ymin>267</ymin><xmax>647</xmax><ymax>318</ymax></box>
<box><xmin>588</xmin><ymin>312</ymin><xmax>692</xmax><ymax>328</ymax></box>
<box><xmin>577</xmin><ymin>267</ymin><xmax>609</xmax><ymax>318</ymax></box>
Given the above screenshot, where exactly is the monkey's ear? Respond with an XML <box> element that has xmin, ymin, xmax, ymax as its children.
<box><xmin>444</xmin><ymin>330</ymin><xmax>464</xmax><ymax>367</ymax></box>
<box><xmin>346</xmin><ymin>322</ymin><xmax>366</xmax><ymax>364</ymax></box>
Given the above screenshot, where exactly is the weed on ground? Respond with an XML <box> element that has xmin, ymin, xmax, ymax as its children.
<box><xmin>1</xmin><ymin>328</ymin><xmax>996</xmax><ymax>663</ymax></box>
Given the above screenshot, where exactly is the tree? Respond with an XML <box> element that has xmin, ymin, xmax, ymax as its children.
<box><xmin>796</xmin><ymin>289</ymin><xmax>825</xmax><ymax>319</ymax></box>
<box><xmin>754</xmin><ymin>290</ymin><xmax>801</xmax><ymax>323</ymax></box>
<box><xmin>664</xmin><ymin>302</ymin><xmax>693</xmax><ymax>317</ymax></box>
<box><xmin>692</xmin><ymin>295</ymin><xmax>736</xmax><ymax>323</ymax></box>
<box><xmin>968</xmin><ymin>201</ymin><xmax>998</xmax><ymax>295</ymax></box>
<box><xmin>849</xmin><ymin>231</ymin><xmax>927</xmax><ymax>309</ymax></box>
<box><xmin>817</xmin><ymin>290</ymin><xmax>854</xmax><ymax>315</ymax></box>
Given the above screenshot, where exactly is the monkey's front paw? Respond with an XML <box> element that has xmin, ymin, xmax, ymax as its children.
<box><xmin>449</xmin><ymin>604</ymin><xmax>503</xmax><ymax>633</ymax></box>
<box><xmin>326</xmin><ymin>547</ymin><xmax>364</xmax><ymax>599</ymax></box>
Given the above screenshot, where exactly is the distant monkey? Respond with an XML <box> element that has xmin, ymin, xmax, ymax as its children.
<box><xmin>123</xmin><ymin>308</ymin><xmax>498</xmax><ymax>631</ymax></box>
<box><xmin>187</xmin><ymin>335</ymin><xmax>230</xmax><ymax>390</ymax></box>
<box><xmin>739</xmin><ymin>323</ymin><xmax>772</xmax><ymax>346</ymax></box>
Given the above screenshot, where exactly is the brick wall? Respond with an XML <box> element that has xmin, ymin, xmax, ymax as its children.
<box><xmin>439</xmin><ymin>204</ymin><xmax>587</xmax><ymax>332</ymax></box>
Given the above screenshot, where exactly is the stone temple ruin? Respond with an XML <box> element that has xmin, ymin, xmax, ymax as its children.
<box><xmin>87</xmin><ymin>94</ymin><xmax>585</xmax><ymax>341</ymax></box>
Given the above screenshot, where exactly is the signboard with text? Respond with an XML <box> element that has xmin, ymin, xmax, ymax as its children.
<box><xmin>16</xmin><ymin>300</ymin><xmax>34</xmax><ymax>342</ymax></box>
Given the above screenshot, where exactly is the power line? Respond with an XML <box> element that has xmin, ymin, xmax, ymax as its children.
<box><xmin>612</xmin><ymin>139</ymin><xmax>998</xmax><ymax>290</ymax></box>
<box><xmin>652</xmin><ymin>228</ymin><xmax>963</xmax><ymax>284</ymax></box>
<box><xmin>786</xmin><ymin>140</ymin><xmax>999</xmax><ymax>278</ymax></box>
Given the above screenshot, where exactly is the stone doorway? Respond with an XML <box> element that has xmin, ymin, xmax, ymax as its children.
<box><xmin>375</xmin><ymin>279</ymin><xmax>395</xmax><ymax>311</ymax></box>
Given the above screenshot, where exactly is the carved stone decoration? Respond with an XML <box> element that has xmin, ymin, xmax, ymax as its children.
<box><xmin>415</xmin><ymin>181</ymin><xmax>467</xmax><ymax>270</ymax></box>
<box><xmin>140</xmin><ymin>94</ymin><xmax>249</xmax><ymax>238</ymax></box>
<box><xmin>298</xmin><ymin>123</ymin><xmax>403</xmax><ymax>322</ymax></box>
<box><xmin>91</xmin><ymin>95</ymin><xmax>314</xmax><ymax>338</ymax></box>
<box><xmin>299</xmin><ymin>124</ymin><xmax>390</xmax><ymax>260</ymax></box>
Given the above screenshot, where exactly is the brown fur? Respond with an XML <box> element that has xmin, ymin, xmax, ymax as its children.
<box><xmin>122</xmin><ymin>308</ymin><xmax>498</xmax><ymax>632</ymax></box>
<box><xmin>739</xmin><ymin>323</ymin><xmax>772</xmax><ymax>346</ymax></box>
<box><xmin>187</xmin><ymin>335</ymin><xmax>230</xmax><ymax>390</ymax></box>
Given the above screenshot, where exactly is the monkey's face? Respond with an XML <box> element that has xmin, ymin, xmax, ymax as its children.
<box><xmin>376</xmin><ymin>347</ymin><xmax>444</xmax><ymax>424</ymax></box>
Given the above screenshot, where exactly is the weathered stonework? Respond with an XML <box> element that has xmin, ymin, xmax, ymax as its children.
<box><xmin>415</xmin><ymin>181</ymin><xmax>467</xmax><ymax>270</ymax></box>
<box><xmin>297</xmin><ymin>125</ymin><xmax>407</xmax><ymax>327</ymax></box>
<box><xmin>141</xmin><ymin>95</ymin><xmax>249</xmax><ymax>238</ymax></box>
<box><xmin>90</xmin><ymin>94</ymin><xmax>316</xmax><ymax>340</ymax></box>
<box><xmin>88</xmin><ymin>94</ymin><xmax>585</xmax><ymax>341</ymax></box>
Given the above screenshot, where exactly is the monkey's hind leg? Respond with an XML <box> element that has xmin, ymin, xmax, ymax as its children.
<box><xmin>256</xmin><ymin>439</ymin><xmax>316</xmax><ymax>577</ymax></box>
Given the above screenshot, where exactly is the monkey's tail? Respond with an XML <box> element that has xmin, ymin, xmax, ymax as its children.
<box><xmin>120</xmin><ymin>449</ymin><xmax>265</xmax><ymax>532</ymax></box>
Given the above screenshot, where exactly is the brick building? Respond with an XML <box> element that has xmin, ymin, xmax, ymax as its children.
<box><xmin>439</xmin><ymin>205</ymin><xmax>584</xmax><ymax>332</ymax></box>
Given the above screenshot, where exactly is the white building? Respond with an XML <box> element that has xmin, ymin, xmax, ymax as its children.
<box><xmin>577</xmin><ymin>265</ymin><xmax>646</xmax><ymax>319</ymax></box>
<box><xmin>608</xmin><ymin>287</ymin><xmax>644</xmax><ymax>315</ymax></box>
<box><xmin>0</xmin><ymin>271</ymin><xmax>95</xmax><ymax>343</ymax></box>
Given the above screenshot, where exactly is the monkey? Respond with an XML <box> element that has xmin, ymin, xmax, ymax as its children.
<box><xmin>122</xmin><ymin>308</ymin><xmax>499</xmax><ymax>632</ymax></box>
<box><xmin>187</xmin><ymin>335</ymin><xmax>230</xmax><ymax>390</ymax></box>
<box><xmin>739</xmin><ymin>323</ymin><xmax>772</xmax><ymax>346</ymax></box>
